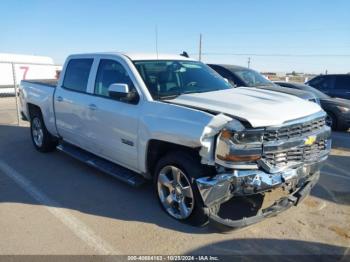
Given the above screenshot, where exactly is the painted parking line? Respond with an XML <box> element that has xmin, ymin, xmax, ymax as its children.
<box><xmin>322</xmin><ymin>171</ymin><xmax>350</xmax><ymax>181</ymax></box>
<box><xmin>0</xmin><ymin>160</ymin><xmax>120</xmax><ymax>255</ymax></box>
<box><xmin>325</xmin><ymin>162</ymin><xmax>349</xmax><ymax>177</ymax></box>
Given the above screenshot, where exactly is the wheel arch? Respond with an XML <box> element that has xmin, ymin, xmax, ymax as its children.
<box><xmin>27</xmin><ymin>103</ymin><xmax>43</xmax><ymax>120</ymax></box>
<box><xmin>145</xmin><ymin>139</ymin><xmax>201</xmax><ymax>178</ymax></box>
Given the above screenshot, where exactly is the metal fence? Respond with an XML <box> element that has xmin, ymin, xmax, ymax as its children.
<box><xmin>0</xmin><ymin>62</ymin><xmax>20</xmax><ymax>125</ymax></box>
<box><xmin>0</xmin><ymin>61</ymin><xmax>60</xmax><ymax>126</ymax></box>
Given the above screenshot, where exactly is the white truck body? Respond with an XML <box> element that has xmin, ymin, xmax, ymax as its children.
<box><xmin>19</xmin><ymin>52</ymin><xmax>331</xmax><ymax>229</ymax></box>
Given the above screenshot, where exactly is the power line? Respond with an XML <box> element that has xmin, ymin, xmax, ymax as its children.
<box><xmin>221</xmin><ymin>27</ymin><xmax>350</xmax><ymax>35</ymax></box>
<box><xmin>198</xmin><ymin>53</ymin><xmax>350</xmax><ymax>57</ymax></box>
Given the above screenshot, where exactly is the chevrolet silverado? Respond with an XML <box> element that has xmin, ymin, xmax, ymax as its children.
<box><xmin>19</xmin><ymin>53</ymin><xmax>331</xmax><ymax>229</ymax></box>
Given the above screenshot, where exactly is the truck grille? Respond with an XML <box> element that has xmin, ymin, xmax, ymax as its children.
<box><xmin>264</xmin><ymin>117</ymin><xmax>326</xmax><ymax>142</ymax></box>
<box><xmin>262</xmin><ymin>139</ymin><xmax>326</xmax><ymax>168</ymax></box>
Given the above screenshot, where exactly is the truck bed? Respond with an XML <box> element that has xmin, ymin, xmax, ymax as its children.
<box><xmin>20</xmin><ymin>79</ymin><xmax>58</xmax><ymax>136</ymax></box>
<box><xmin>22</xmin><ymin>79</ymin><xmax>58</xmax><ymax>88</ymax></box>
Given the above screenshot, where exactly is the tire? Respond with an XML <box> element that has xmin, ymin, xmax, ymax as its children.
<box><xmin>326</xmin><ymin>111</ymin><xmax>348</xmax><ymax>131</ymax></box>
<box><xmin>326</xmin><ymin>112</ymin><xmax>337</xmax><ymax>130</ymax></box>
<box><xmin>30</xmin><ymin>111</ymin><xmax>57</xmax><ymax>152</ymax></box>
<box><xmin>154</xmin><ymin>151</ymin><xmax>214</xmax><ymax>227</ymax></box>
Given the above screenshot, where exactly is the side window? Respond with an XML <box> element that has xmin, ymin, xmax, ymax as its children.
<box><xmin>63</xmin><ymin>59</ymin><xmax>93</xmax><ymax>92</ymax></box>
<box><xmin>211</xmin><ymin>66</ymin><xmax>237</xmax><ymax>86</ymax></box>
<box><xmin>334</xmin><ymin>75</ymin><xmax>350</xmax><ymax>90</ymax></box>
<box><xmin>94</xmin><ymin>59</ymin><xmax>137</xmax><ymax>100</ymax></box>
<box><xmin>309</xmin><ymin>76</ymin><xmax>333</xmax><ymax>90</ymax></box>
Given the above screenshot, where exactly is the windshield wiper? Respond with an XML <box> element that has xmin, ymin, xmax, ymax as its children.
<box><xmin>158</xmin><ymin>94</ymin><xmax>181</xmax><ymax>100</ymax></box>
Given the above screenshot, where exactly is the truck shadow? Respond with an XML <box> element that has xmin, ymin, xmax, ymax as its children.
<box><xmin>0</xmin><ymin>124</ymin><xmax>348</xmax><ymax>235</ymax></box>
<box><xmin>185</xmin><ymin>238</ymin><xmax>348</xmax><ymax>258</ymax></box>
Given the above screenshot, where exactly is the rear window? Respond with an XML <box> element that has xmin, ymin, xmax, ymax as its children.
<box><xmin>308</xmin><ymin>76</ymin><xmax>333</xmax><ymax>90</ymax></box>
<box><xmin>63</xmin><ymin>59</ymin><xmax>93</xmax><ymax>92</ymax></box>
<box><xmin>334</xmin><ymin>75</ymin><xmax>350</xmax><ymax>90</ymax></box>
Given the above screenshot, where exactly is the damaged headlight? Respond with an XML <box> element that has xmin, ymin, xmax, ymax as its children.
<box><xmin>215</xmin><ymin>129</ymin><xmax>264</xmax><ymax>169</ymax></box>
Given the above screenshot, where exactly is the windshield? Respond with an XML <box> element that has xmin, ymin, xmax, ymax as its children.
<box><xmin>234</xmin><ymin>69</ymin><xmax>274</xmax><ymax>87</ymax></box>
<box><xmin>134</xmin><ymin>60</ymin><xmax>232</xmax><ymax>99</ymax></box>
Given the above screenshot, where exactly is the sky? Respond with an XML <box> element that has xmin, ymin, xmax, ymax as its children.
<box><xmin>1</xmin><ymin>0</ymin><xmax>349</xmax><ymax>73</ymax></box>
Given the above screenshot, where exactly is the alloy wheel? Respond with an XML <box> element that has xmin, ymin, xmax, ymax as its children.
<box><xmin>32</xmin><ymin>117</ymin><xmax>44</xmax><ymax>147</ymax></box>
<box><xmin>157</xmin><ymin>165</ymin><xmax>194</xmax><ymax>220</ymax></box>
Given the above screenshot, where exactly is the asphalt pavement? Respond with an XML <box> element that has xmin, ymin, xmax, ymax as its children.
<box><xmin>0</xmin><ymin>98</ymin><xmax>349</xmax><ymax>257</ymax></box>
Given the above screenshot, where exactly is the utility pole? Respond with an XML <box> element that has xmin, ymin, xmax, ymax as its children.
<box><xmin>247</xmin><ymin>57</ymin><xmax>251</xmax><ymax>68</ymax></box>
<box><xmin>155</xmin><ymin>25</ymin><xmax>159</xmax><ymax>59</ymax></box>
<box><xmin>199</xmin><ymin>33</ymin><xmax>202</xmax><ymax>61</ymax></box>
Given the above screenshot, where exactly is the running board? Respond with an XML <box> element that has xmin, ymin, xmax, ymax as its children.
<box><xmin>56</xmin><ymin>142</ymin><xmax>145</xmax><ymax>187</ymax></box>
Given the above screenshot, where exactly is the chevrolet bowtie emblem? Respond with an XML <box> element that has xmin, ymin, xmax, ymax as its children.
<box><xmin>304</xmin><ymin>135</ymin><xmax>317</xmax><ymax>146</ymax></box>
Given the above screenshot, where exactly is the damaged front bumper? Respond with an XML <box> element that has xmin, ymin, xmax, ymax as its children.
<box><xmin>196</xmin><ymin>158</ymin><xmax>326</xmax><ymax>229</ymax></box>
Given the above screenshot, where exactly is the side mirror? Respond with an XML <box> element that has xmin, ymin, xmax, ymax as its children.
<box><xmin>108</xmin><ymin>83</ymin><xmax>129</xmax><ymax>100</ymax></box>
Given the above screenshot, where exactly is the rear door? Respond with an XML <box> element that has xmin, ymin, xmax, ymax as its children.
<box><xmin>54</xmin><ymin>58</ymin><xmax>95</xmax><ymax>149</ymax></box>
<box><xmin>333</xmin><ymin>75</ymin><xmax>350</xmax><ymax>99</ymax></box>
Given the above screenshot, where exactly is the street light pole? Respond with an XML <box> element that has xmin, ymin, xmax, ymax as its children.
<box><xmin>199</xmin><ymin>33</ymin><xmax>202</xmax><ymax>61</ymax></box>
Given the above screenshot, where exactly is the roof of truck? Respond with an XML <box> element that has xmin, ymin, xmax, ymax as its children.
<box><xmin>72</xmin><ymin>52</ymin><xmax>196</xmax><ymax>61</ymax></box>
<box><xmin>123</xmin><ymin>52</ymin><xmax>196</xmax><ymax>61</ymax></box>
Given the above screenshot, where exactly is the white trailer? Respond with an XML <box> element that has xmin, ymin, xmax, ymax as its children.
<box><xmin>0</xmin><ymin>53</ymin><xmax>61</xmax><ymax>96</ymax></box>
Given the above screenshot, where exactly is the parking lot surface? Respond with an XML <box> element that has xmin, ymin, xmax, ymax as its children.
<box><xmin>0</xmin><ymin>97</ymin><xmax>349</xmax><ymax>257</ymax></box>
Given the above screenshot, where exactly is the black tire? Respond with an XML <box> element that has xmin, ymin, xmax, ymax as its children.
<box><xmin>326</xmin><ymin>112</ymin><xmax>337</xmax><ymax>130</ymax></box>
<box><xmin>30</xmin><ymin>111</ymin><xmax>57</xmax><ymax>152</ymax></box>
<box><xmin>154</xmin><ymin>151</ymin><xmax>214</xmax><ymax>227</ymax></box>
<box><xmin>326</xmin><ymin>111</ymin><xmax>348</xmax><ymax>131</ymax></box>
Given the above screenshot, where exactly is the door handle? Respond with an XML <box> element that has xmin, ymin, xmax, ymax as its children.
<box><xmin>88</xmin><ymin>104</ymin><xmax>97</xmax><ymax>110</ymax></box>
<box><xmin>56</xmin><ymin>96</ymin><xmax>63</xmax><ymax>102</ymax></box>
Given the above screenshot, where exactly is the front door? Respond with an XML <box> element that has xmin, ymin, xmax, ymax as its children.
<box><xmin>84</xmin><ymin>59</ymin><xmax>140</xmax><ymax>171</ymax></box>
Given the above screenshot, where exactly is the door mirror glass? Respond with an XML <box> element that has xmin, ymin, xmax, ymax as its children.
<box><xmin>108</xmin><ymin>83</ymin><xmax>129</xmax><ymax>100</ymax></box>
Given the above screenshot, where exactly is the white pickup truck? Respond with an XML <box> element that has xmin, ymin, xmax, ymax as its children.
<box><xmin>20</xmin><ymin>52</ymin><xmax>331</xmax><ymax>229</ymax></box>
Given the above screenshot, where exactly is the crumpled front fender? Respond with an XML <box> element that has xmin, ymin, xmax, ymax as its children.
<box><xmin>207</xmin><ymin>171</ymin><xmax>320</xmax><ymax>230</ymax></box>
<box><xmin>196</xmin><ymin>159</ymin><xmax>324</xmax><ymax>229</ymax></box>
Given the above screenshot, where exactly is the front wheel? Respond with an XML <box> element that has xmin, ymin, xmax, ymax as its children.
<box><xmin>154</xmin><ymin>152</ymin><xmax>212</xmax><ymax>227</ymax></box>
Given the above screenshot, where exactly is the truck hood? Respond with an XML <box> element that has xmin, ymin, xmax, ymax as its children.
<box><xmin>166</xmin><ymin>87</ymin><xmax>323</xmax><ymax>128</ymax></box>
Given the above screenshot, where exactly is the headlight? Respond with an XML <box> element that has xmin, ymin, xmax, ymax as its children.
<box><xmin>337</xmin><ymin>106</ymin><xmax>350</xmax><ymax>113</ymax></box>
<box><xmin>216</xmin><ymin>129</ymin><xmax>263</xmax><ymax>168</ymax></box>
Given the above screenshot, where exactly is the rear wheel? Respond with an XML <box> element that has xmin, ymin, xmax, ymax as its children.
<box><xmin>154</xmin><ymin>152</ymin><xmax>212</xmax><ymax>227</ymax></box>
<box><xmin>30</xmin><ymin>112</ymin><xmax>57</xmax><ymax>152</ymax></box>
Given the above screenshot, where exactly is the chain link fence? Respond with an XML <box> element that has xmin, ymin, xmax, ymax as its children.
<box><xmin>0</xmin><ymin>62</ymin><xmax>20</xmax><ymax>125</ymax></box>
<box><xmin>0</xmin><ymin>62</ymin><xmax>60</xmax><ymax>126</ymax></box>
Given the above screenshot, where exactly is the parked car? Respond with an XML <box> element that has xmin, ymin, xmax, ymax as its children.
<box><xmin>19</xmin><ymin>53</ymin><xmax>331</xmax><ymax>229</ymax></box>
<box><xmin>275</xmin><ymin>81</ymin><xmax>350</xmax><ymax>131</ymax></box>
<box><xmin>208</xmin><ymin>64</ymin><xmax>319</xmax><ymax>104</ymax></box>
<box><xmin>0</xmin><ymin>53</ymin><xmax>61</xmax><ymax>96</ymax></box>
<box><xmin>306</xmin><ymin>74</ymin><xmax>350</xmax><ymax>100</ymax></box>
